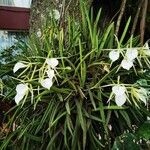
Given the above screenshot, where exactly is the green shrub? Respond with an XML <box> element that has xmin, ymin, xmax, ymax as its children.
<box><xmin>0</xmin><ymin>0</ymin><xmax>150</xmax><ymax>149</ymax></box>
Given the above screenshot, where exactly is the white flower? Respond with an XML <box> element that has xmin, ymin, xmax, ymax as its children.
<box><xmin>46</xmin><ymin>58</ymin><xmax>59</xmax><ymax>69</ymax></box>
<box><xmin>109</xmin><ymin>51</ymin><xmax>120</xmax><ymax>62</ymax></box>
<box><xmin>121</xmin><ymin>59</ymin><xmax>133</xmax><ymax>70</ymax></box>
<box><xmin>15</xmin><ymin>84</ymin><xmax>28</xmax><ymax>105</ymax></box>
<box><xmin>115</xmin><ymin>93</ymin><xmax>127</xmax><ymax>106</ymax></box>
<box><xmin>37</xmin><ymin>29</ymin><xmax>42</xmax><ymax>37</ymax></box>
<box><xmin>46</xmin><ymin>69</ymin><xmax>55</xmax><ymax>79</ymax></box>
<box><xmin>112</xmin><ymin>85</ymin><xmax>126</xmax><ymax>95</ymax></box>
<box><xmin>126</xmin><ymin>49</ymin><xmax>138</xmax><ymax>60</ymax></box>
<box><xmin>40</xmin><ymin>78</ymin><xmax>53</xmax><ymax>90</ymax></box>
<box><xmin>13</xmin><ymin>62</ymin><xmax>27</xmax><ymax>73</ymax></box>
<box><xmin>53</xmin><ymin>9</ymin><xmax>60</xmax><ymax>20</ymax></box>
<box><xmin>112</xmin><ymin>85</ymin><xmax>127</xmax><ymax>106</ymax></box>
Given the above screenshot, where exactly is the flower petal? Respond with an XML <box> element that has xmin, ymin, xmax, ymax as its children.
<box><xmin>109</xmin><ymin>51</ymin><xmax>120</xmax><ymax>62</ymax></box>
<box><xmin>115</xmin><ymin>93</ymin><xmax>126</xmax><ymax>106</ymax></box>
<box><xmin>126</xmin><ymin>49</ymin><xmax>138</xmax><ymax>60</ymax></box>
<box><xmin>16</xmin><ymin>83</ymin><xmax>28</xmax><ymax>94</ymax></box>
<box><xmin>15</xmin><ymin>83</ymin><xmax>28</xmax><ymax>104</ymax></box>
<box><xmin>13</xmin><ymin>62</ymin><xmax>27</xmax><ymax>73</ymax></box>
<box><xmin>121</xmin><ymin>59</ymin><xmax>133</xmax><ymax>70</ymax></box>
<box><xmin>46</xmin><ymin>69</ymin><xmax>55</xmax><ymax>79</ymax></box>
<box><xmin>46</xmin><ymin>58</ymin><xmax>59</xmax><ymax>68</ymax></box>
<box><xmin>112</xmin><ymin>85</ymin><xmax>126</xmax><ymax>96</ymax></box>
<box><xmin>41</xmin><ymin>78</ymin><xmax>53</xmax><ymax>89</ymax></box>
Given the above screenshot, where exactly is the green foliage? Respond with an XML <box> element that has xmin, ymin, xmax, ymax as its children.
<box><xmin>0</xmin><ymin>0</ymin><xmax>150</xmax><ymax>149</ymax></box>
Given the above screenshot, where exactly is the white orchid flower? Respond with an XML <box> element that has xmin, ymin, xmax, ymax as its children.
<box><xmin>112</xmin><ymin>85</ymin><xmax>127</xmax><ymax>106</ymax></box>
<box><xmin>109</xmin><ymin>50</ymin><xmax>120</xmax><ymax>62</ymax></box>
<box><xmin>115</xmin><ymin>93</ymin><xmax>127</xmax><ymax>106</ymax></box>
<box><xmin>126</xmin><ymin>49</ymin><xmax>138</xmax><ymax>60</ymax></box>
<box><xmin>46</xmin><ymin>58</ymin><xmax>59</xmax><ymax>69</ymax></box>
<box><xmin>112</xmin><ymin>85</ymin><xmax>126</xmax><ymax>96</ymax></box>
<box><xmin>121</xmin><ymin>59</ymin><xmax>133</xmax><ymax>70</ymax></box>
<box><xmin>52</xmin><ymin>10</ymin><xmax>60</xmax><ymax>20</ymax></box>
<box><xmin>13</xmin><ymin>62</ymin><xmax>27</xmax><ymax>73</ymax></box>
<box><xmin>40</xmin><ymin>78</ymin><xmax>53</xmax><ymax>90</ymax></box>
<box><xmin>15</xmin><ymin>83</ymin><xmax>28</xmax><ymax>105</ymax></box>
<box><xmin>37</xmin><ymin>29</ymin><xmax>42</xmax><ymax>37</ymax></box>
<box><xmin>46</xmin><ymin>68</ymin><xmax>55</xmax><ymax>79</ymax></box>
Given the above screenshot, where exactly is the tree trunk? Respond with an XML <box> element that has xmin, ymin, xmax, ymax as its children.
<box><xmin>29</xmin><ymin>0</ymin><xmax>93</xmax><ymax>33</ymax></box>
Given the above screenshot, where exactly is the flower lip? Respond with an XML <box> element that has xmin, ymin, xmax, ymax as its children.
<box><xmin>112</xmin><ymin>85</ymin><xmax>126</xmax><ymax>96</ymax></box>
<box><xmin>52</xmin><ymin>9</ymin><xmax>60</xmax><ymax>20</ymax></box>
<box><xmin>126</xmin><ymin>48</ymin><xmax>138</xmax><ymax>60</ymax></box>
<box><xmin>109</xmin><ymin>50</ymin><xmax>120</xmax><ymax>62</ymax></box>
<box><xmin>46</xmin><ymin>68</ymin><xmax>55</xmax><ymax>79</ymax></box>
<box><xmin>121</xmin><ymin>59</ymin><xmax>133</xmax><ymax>70</ymax></box>
<box><xmin>112</xmin><ymin>85</ymin><xmax>127</xmax><ymax>106</ymax></box>
<box><xmin>15</xmin><ymin>83</ymin><xmax>28</xmax><ymax>105</ymax></box>
<box><xmin>13</xmin><ymin>62</ymin><xmax>27</xmax><ymax>73</ymax></box>
<box><xmin>46</xmin><ymin>58</ymin><xmax>59</xmax><ymax>69</ymax></box>
<box><xmin>40</xmin><ymin>78</ymin><xmax>53</xmax><ymax>90</ymax></box>
<box><xmin>115</xmin><ymin>93</ymin><xmax>126</xmax><ymax>106</ymax></box>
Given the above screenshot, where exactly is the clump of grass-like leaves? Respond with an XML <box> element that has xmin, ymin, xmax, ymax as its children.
<box><xmin>0</xmin><ymin>1</ymin><xmax>150</xmax><ymax>149</ymax></box>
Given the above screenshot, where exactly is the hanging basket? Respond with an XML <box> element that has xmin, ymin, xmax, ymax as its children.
<box><xmin>0</xmin><ymin>6</ymin><xmax>30</xmax><ymax>31</ymax></box>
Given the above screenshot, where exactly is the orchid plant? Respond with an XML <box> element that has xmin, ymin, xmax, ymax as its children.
<box><xmin>0</xmin><ymin>1</ymin><xmax>150</xmax><ymax>149</ymax></box>
<box><xmin>13</xmin><ymin>57</ymin><xmax>59</xmax><ymax>105</ymax></box>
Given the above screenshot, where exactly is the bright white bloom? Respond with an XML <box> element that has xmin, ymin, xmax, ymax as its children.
<box><xmin>46</xmin><ymin>58</ymin><xmax>59</xmax><ymax>69</ymax></box>
<box><xmin>46</xmin><ymin>69</ymin><xmax>55</xmax><ymax>79</ymax></box>
<box><xmin>115</xmin><ymin>93</ymin><xmax>127</xmax><ymax>106</ymax></box>
<box><xmin>109</xmin><ymin>51</ymin><xmax>120</xmax><ymax>62</ymax></box>
<box><xmin>41</xmin><ymin>78</ymin><xmax>53</xmax><ymax>90</ymax></box>
<box><xmin>13</xmin><ymin>62</ymin><xmax>27</xmax><ymax>73</ymax></box>
<box><xmin>112</xmin><ymin>85</ymin><xmax>127</xmax><ymax>106</ymax></box>
<box><xmin>112</xmin><ymin>85</ymin><xmax>126</xmax><ymax>96</ymax></box>
<box><xmin>53</xmin><ymin>9</ymin><xmax>60</xmax><ymax>20</ymax></box>
<box><xmin>126</xmin><ymin>49</ymin><xmax>138</xmax><ymax>60</ymax></box>
<box><xmin>121</xmin><ymin>59</ymin><xmax>133</xmax><ymax>70</ymax></box>
<box><xmin>15</xmin><ymin>84</ymin><xmax>28</xmax><ymax>105</ymax></box>
<box><xmin>37</xmin><ymin>29</ymin><xmax>42</xmax><ymax>37</ymax></box>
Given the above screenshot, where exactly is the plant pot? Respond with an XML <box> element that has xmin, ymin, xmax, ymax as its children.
<box><xmin>0</xmin><ymin>6</ymin><xmax>30</xmax><ymax>30</ymax></box>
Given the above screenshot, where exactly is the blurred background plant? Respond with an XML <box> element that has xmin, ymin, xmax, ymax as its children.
<box><xmin>0</xmin><ymin>0</ymin><xmax>150</xmax><ymax>149</ymax></box>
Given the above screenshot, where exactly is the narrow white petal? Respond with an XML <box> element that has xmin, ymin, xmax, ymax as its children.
<box><xmin>121</xmin><ymin>59</ymin><xmax>133</xmax><ymax>70</ymax></box>
<box><xmin>109</xmin><ymin>51</ymin><xmax>120</xmax><ymax>62</ymax></box>
<box><xmin>41</xmin><ymin>78</ymin><xmax>53</xmax><ymax>90</ymax></box>
<box><xmin>112</xmin><ymin>85</ymin><xmax>126</xmax><ymax>95</ymax></box>
<box><xmin>46</xmin><ymin>58</ymin><xmax>59</xmax><ymax>69</ymax></box>
<box><xmin>115</xmin><ymin>94</ymin><xmax>126</xmax><ymax>106</ymax></box>
<box><xmin>46</xmin><ymin>69</ymin><xmax>55</xmax><ymax>79</ymax></box>
<box><xmin>126</xmin><ymin>49</ymin><xmax>138</xmax><ymax>60</ymax></box>
<box><xmin>13</xmin><ymin>62</ymin><xmax>27</xmax><ymax>73</ymax></box>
